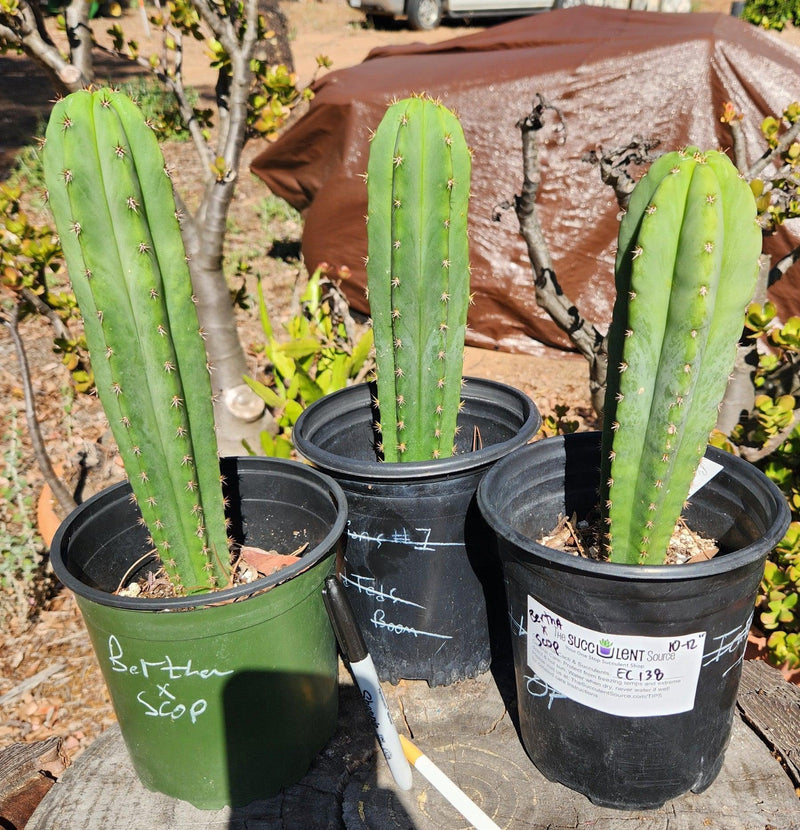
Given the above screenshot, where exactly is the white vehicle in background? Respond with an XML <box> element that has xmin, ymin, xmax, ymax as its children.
<box><xmin>348</xmin><ymin>0</ymin><xmax>689</xmax><ymax>31</ymax></box>
<box><xmin>349</xmin><ymin>0</ymin><xmax>554</xmax><ymax>31</ymax></box>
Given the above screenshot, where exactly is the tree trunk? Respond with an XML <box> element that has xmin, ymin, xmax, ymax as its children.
<box><xmin>258</xmin><ymin>0</ymin><xmax>294</xmax><ymax>70</ymax></box>
<box><xmin>1</xmin><ymin>0</ymin><xmax>89</xmax><ymax>92</ymax></box>
<box><xmin>511</xmin><ymin>99</ymin><xmax>608</xmax><ymax>417</ymax></box>
<box><xmin>186</xmin><ymin>218</ymin><xmax>274</xmax><ymax>457</ymax></box>
<box><xmin>179</xmin><ymin>0</ymin><xmax>282</xmax><ymax>454</ymax></box>
<box><xmin>715</xmin><ymin>253</ymin><xmax>770</xmax><ymax>434</ymax></box>
<box><xmin>64</xmin><ymin>0</ymin><xmax>93</xmax><ymax>82</ymax></box>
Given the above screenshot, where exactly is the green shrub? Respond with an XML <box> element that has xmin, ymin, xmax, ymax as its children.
<box><xmin>706</xmin><ymin>100</ymin><xmax>800</xmax><ymax>670</ymax></box>
<box><xmin>0</xmin><ymin>409</ymin><xmax>47</xmax><ymax>623</ymax></box>
<box><xmin>245</xmin><ymin>266</ymin><xmax>373</xmax><ymax>457</ymax></box>
<box><xmin>0</xmin><ymin>184</ymin><xmax>92</xmax><ymax>391</ymax></box>
<box><xmin>712</xmin><ymin>302</ymin><xmax>800</xmax><ymax>669</ymax></box>
<box><xmin>742</xmin><ymin>0</ymin><xmax>800</xmax><ymax>31</ymax></box>
<box><xmin>114</xmin><ymin>75</ymin><xmax>207</xmax><ymax>142</ymax></box>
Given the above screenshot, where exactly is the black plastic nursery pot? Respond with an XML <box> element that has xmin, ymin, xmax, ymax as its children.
<box><xmin>292</xmin><ymin>377</ymin><xmax>540</xmax><ymax>686</ymax></box>
<box><xmin>477</xmin><ymin>432</ymin><xmax>790</xmax><ymax>810</ymax></box>
<box><xmin>49</xmin><ymin>457</ymin><xmax>347</xmax><ymax>810</ymax></box>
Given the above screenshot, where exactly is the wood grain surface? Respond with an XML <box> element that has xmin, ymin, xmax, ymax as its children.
<box><xmin>26</xmin><ymin>661</ymin><xmax>800</xmax><ymax>829</ymax></box>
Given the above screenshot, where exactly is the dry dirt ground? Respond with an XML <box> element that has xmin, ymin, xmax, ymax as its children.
<box><xmin>0</xmin><ymin>0</ymin><xmax>797</xmax><ymax>792</ymax></box>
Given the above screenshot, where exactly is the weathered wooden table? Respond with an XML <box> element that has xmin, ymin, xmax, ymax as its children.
<box><xmin>27</xmin><ymin>659</ymin><xmax>800</xmax><ymax>829</ymax></box>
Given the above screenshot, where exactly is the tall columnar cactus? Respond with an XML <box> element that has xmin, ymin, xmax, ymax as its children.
<box><xmin>43</xmin><ymin>88</ymin><xmax>230</xmax><ymax>594</ymax></box>
<box><xmin>600</xmin><ymin>147</ymin><xmax>762</xmax><ymax>566</ymax></box>
<box><xmin>366</xmin><ymin>95</ymin><xmax>471</xmax><ymax>462</ymax></box>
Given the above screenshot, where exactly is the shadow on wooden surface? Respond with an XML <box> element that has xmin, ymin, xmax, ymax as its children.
<box><xmin>26</xmin><ymin>659</ymin><xmax>800</xmax><ymax>829</ymax></box>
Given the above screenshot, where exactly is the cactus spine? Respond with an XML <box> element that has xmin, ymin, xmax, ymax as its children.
<box><xmin>43</xmin><ymin>88</ymin><xmax>229</xmax><ymax>594</ymax></box>
<box><xmin>366</xmin><ymin>95</ymin><xmax>471</xmax><ymax>462</ymax></box>
<box><xmin>600</xmin><ymin>147</ymin><xmax>762</xmax><ymax>566</ymax></box>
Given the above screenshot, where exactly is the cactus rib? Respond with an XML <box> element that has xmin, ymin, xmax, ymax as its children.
<box><xmin>43</xmin><ymin>89</ymin><xmax>229</xmax><ymax>593</ymax></box>
<box><xmin>366</xmin><ymin>95</ymin><xmax>471</xmax><ymax>462</ymax></box>
<box><xmin>600</xmin><ymin>147</ymin><xmax>762</xmax><ymax>565</ymax></box>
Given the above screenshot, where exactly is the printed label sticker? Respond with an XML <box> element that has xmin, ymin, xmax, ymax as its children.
<box><xmin>526</xmin><ymin>596</ymin><xmax>706</xmax><ymax>717</ymax></box>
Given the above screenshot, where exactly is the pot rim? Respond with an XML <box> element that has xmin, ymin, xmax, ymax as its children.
<box><xmin>50</xmin><ymin>456</ymin><xmax>348</xmax><ymax>611</ymax></box>
<box><xmin>478</xmin><ymin>432</ymin><xmax>791</xmax><ymax>582</ymax></box>
<box><xmin>292</xmin><ymin>376</ymin><xmax>540</xmax><ymax>482</ymax></box>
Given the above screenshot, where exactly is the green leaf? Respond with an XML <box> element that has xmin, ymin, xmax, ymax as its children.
<box><xmin>259</xmin><ymin>431</ymin><xmax>293</xmax><ymax>458</ymax></box>
<box><xmin>327</xmin><ymin>353</ymin><xmax>349</xmax><ymax>391</ymax></box>
<box><xmin>272</xmin><ymin>435</ymin><xmax>293</xmax><ymax>458</ymax></box>
<box><xmin>350</xmin><ymin>329</ymin><xmax>374</xmax><ymax>375</ymax></box>
<box><xmin>284</xmin><ymin>399</ymin><xmax>304</xmax><ymax>424</ymax></box>
<box><xmin>293</xmin><ymin>365</ymin><xmax>325</xmax><ymax>404</ymax></box>
<box><xmin>243</xmin><ymin>374</ymin><xmax>283</xmax><ymax>409</ymax></box>
<box><xmin>275</xmin><ymin>337</ymin><xmax>326</xmax><ymax>360</ymax></box>
<box><xmin>271</xmin><ymin>348</ymin><xmax>296</xmax><ymax>380</ymax></box>
<box><xmin>256</xmin><ymin>277</ymin><xmax>275</xmax><ymax>340</ymax></box>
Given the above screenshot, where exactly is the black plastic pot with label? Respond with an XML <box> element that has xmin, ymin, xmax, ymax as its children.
<box><xmin>477</xmin><ymin>431</ymin><xmax>790</xmax><ymax>810</ymax></box>
<box><xmin>293</xmin><ymin>377</ymin><xmax>540</xmax><ymax>686</ymax></box>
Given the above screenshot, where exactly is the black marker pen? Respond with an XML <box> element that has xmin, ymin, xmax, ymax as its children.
<box><xmin>322</xmin><ymin>575</ymin><xmax>413</xmax><ymax>790</ymax></box>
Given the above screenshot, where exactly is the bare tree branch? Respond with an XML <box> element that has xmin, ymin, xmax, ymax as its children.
<box><xmin>221</xmin><ymin>0</ymin><xmax>259</xmax><ymax>169</ymax></box>
<box><xmin>582</xmin><ymin>136</ymin><xmax>660</xmax><ymax>213</ymax></box>
<box><xmin>747</xmin><ymin>115</ymin><xmax>800</xmax><ymax>180</ymax></box>
<box><xmin>164</xmin><ymin>30</ymin><xmax>216</xmax><ymax>180</ymax></box>
<box><xmin>504</xmin><ymin>95</ymin><xmax>608</xmax><ymax>415</ymax></box>
<box><xmin>0</xmin><ymin>1</ymin><xmax>87</xmax><ymax>91</ymax></box>
<box><xmin>20</xmin><ymin>288</ymin><xmax>71</xmax><ymax>342</ymax></box>
<box><xmin>728</xmin><ymin>115</ymin><xmax>749</xmax><ymax>172</ymax></box>
<box><xmin>770</xmin><ymin>244</ymin><xmax>800</xmax><ymax>286</ymax></box>
<box><xmin>64</xmin><ymin>0</ymin><xmax>92</xmax><ymax>81</ymax></box>
<box><xmin>1</xmin><ymin>305</ymin><xmax>76</xmax><ymax>515</ymax></box>
<box><xmin>193</xmin><ymin>0</ymin><xmax>233</xmax><ymax>53</ymax></box>
<box><xmin>739</xmin><ymin>408</ymin><xmax>800</xmax><ymax>463</ymax></box>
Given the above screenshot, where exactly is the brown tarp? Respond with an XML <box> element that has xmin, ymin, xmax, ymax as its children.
<box><xmin>251</xmin><ymin>7</ymin><xmax>800</xmax><ymax>354</ymax></box>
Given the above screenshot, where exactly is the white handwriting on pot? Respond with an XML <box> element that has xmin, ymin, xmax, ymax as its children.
<box><xmin>137</xmin><ymin>684</ymin><xmax>208</xmax><ymax>724</ymax></box>
<box><xmin>702</xmin><ymin>617</ymin><xmax>752</xmax><ymax>677</ymax></box>
<box><xmin>107</xmin><ymin>635</ymin><xmax>232</xmax><ymax>725</ymax></box>
<box><xmin>370</xmin><ymin>609</ymin><xmax>452</xmax><ymax>640</ymax></box>
<box><xmin>107</xmin><ymin>635</ymin><xmax>234</xmax><ymax>680</ymax></box>
<box><xmin>347</xmin><ymin>524</ymin><xmax>462</xmax><ymax>552</ymax></box>
<box><xmin>341</xmin><ymin>572</ymin><xmax>423</xmax><ymax>608</ymax></box>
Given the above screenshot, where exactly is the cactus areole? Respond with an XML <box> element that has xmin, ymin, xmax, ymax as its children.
<box><xmin>600</xmin><ymin>147</ymin><xmax>762</xmax><ymax>566</ymax></box>
<box><xmin>43</xmin><ymin>88</ymin><xmax>230</xmax><ymax>595</ymax></box>
<box><xmin>366</xmin><ymin>95</ymin><xmax>472</xmax><ymax>462</ymax></box>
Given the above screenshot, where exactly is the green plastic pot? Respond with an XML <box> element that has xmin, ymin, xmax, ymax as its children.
<box><xmin>50</xmin><ymin>457</ymin><xmax>347</xmax><ymax>809</ymax></box>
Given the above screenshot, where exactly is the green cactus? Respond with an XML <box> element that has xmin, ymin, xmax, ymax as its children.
<box><xmin>600</xmin><ymin>147</ymin><xmax>762</xmax><ymax>566</ymax></box>
<box><xmin>43</xmin><ymin>88</ymin><xmax>230</xmax><ymax>594</ymax></box>
<box><xmin>365</xmin><ymin>95</ymin><xmax>471</xmax><ymax>462</ymax></box>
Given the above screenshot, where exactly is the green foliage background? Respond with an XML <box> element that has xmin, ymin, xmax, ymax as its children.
<box><xmin>743</xmin><ymin>0</ymin><xmax>800</xmax><ymax>31</ymax></box>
